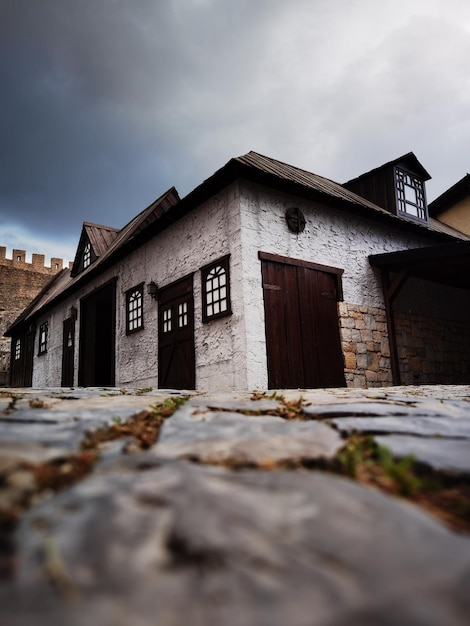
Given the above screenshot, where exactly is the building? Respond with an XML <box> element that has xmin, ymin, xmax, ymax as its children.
<box><xmin>428</xmin><ymin>173</ymin><xmax>470</xmax><ymax>237</ymax></box>
<box><xmin>0</xmin><ymin>249</ymin><xmax>65</xmax><ymax>386</ymax></box>
<box><xmin>6</xmin><ymin>151</ymin><xmax>470</xmax><ymax>390</ymax></box>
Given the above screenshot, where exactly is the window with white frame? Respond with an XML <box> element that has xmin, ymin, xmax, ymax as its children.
<box><xmin>201</xmin><ymin>256</ymin><xmax>232</xmax><ymax>323</ymax></box>
<box><xmin>38</xmin><ymin>322</ymin><xmax>48</xmax><ymax>355</ymax></box>
<box><xmin>126</xmin><ymin>284</ymin><xmax>144</xmax><ymax>334</ymax></box>
<box><xmin>14</xmin><ymin>338</ymin><xmax>21</xmax><ymax>361</ymax></box>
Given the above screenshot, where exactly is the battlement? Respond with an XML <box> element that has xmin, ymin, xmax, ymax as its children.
<box><xmin>0</xmin><ymin>246</ymin><xmax>71</xmax><ymax>274</ymax></box>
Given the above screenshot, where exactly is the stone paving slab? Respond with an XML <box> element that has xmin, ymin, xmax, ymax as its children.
<box><xmin>2</xmin><ymin>456</ymin><xmax>470</xmax><ymax>626</ymax></box>
<box><xmin>156</xmin><ymin>408</ymin><xmax>343</xmax><ymax>465</ymax></box>
<box><xmin>332</xmin><ymin>415</ymin><xmax>470</xmax><ymax>439</ymax></box>
<box><xmin>375</xmin><ymin>435</ymin><xmax>470</xmax><ymax>474</ymax></box>
<box><xmin>281</xmin><ymin>385</ymin><xmax>470</xmax><ymax>404</ymax></box>
<box><xmin>0</xmin><ymin>439</ymin><xmax>70</xmax><ymax>472</ymax></box>
<box><xmin>0</xmin><ymin>392</ymin><xmax>176</xmax><ymax>451</ymax></box>
<box><xmin>302</xmin><ymin>398</ymin><xmax>470</xmax><ymax>420</ymax></box>
<box><xmin>1</xmin><ymin>385</ymin><xmax>470</xmax><ymax>626</ymax></box>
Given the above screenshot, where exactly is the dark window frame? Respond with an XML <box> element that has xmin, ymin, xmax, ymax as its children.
<box><xmin>14</xmin><ymin>338</ymin><xmax>21</xmax><ymax>361</ymax></box>
<box><xmin>83</xmin><ymin>242</ymin><xmax>92</xmax><ymax>269</ymax></box>
<box><xmin>125</xmin><ymin>283</ymin><xmax>144</xmax><ymax>335</ymax></box>
<box><xmin>201</xmin><ymin>255</ymin><xmax>232</xmax><ymax>323</ymax></box>
<box><xmin>38</xmin><ymin>322</ymin><xmax>48</xmax><ymax>355</ymax></box>
<box><xmin>394</xmin><ymin>166</ymin><xmax>428</xmax><ymax>223</ymax></box>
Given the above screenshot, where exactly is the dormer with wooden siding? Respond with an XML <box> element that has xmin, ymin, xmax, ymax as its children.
<box><xmin>343</xmin><ymin>153</ymin><xmax>431</xmax><ymax>225</ymax></box>
<box><xmin>70</xmin><ymin>223</ymin><xmax>120</xmax><ymax>277</ymax></box>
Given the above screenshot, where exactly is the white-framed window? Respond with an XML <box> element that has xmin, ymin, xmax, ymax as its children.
<box><xmin>126</xmin><ymin>284</ymin><xmax>144</xmax><ymax>334</ymax></box>
<box><xmin>201</xmin><ymin>256</ymin><xmax>232</xmax><ymax>323</ymax></box>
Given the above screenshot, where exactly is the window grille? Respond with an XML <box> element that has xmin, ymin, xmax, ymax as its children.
<box><xmin>178</xmin><ymin>302</ymin><xmax>188</xmax><ymax>328</ymax></box>
<box><xmin>38</xmin><ymin>322</ymin><xmax>48</xmax><ymax>355</ymax></box>
<box><xmin>162</xmin><ymin>307</ymin><xmax>172</xmax><ymax>333</ymax></box>
<box><xmin>395</xmin><ymin>168</ymin><xmax>427</xmax><ymax>221</ymax></box>
<box><xmin>83</xmin><ymin>243</ymin><xmax>91</xmax><ymax>269</ymax></box>
<box><xmin>202</xmin><ymin>256</ymin><xmax>232</xmax><ymax>323</ymax></box>
<box><xmin>126</xmin><ymin>284</ymin><xmax>144</xmax><ymax>334</ymax></box>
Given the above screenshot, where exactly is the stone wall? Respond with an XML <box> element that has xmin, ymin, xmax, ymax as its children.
<box><xmin>0</xmin><ymin>247</ymin><xmax>66</xmax><ymax>385</ymax></box>
<box><xmin>396</xmin><ymin>312</ymin><xmax>470</xmax><ymax>385</ymax></box>
<box><xmin>339</xmin><ymin>302</ymin><xmax>393</xmax><ymax>388</ymax></box>
<box><xmin>338</xmin><ymin>302</ymin><xmax>470</xmax><ymax>388</ymax></box>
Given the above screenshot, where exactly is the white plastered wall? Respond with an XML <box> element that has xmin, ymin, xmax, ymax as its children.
<box><xmin>32</xmin><ymin>183</ymin><xmax>247</xmax><ymax>390</ymax></box>
<box><xmin>237</xmin><ymin>181</ymin><xmax>434</xmax><ymax>390</ymax></box>
<box><xmin>32</xmin><ymin>179</ymin><xmax>442</xmax><ymax>392</ymax></box>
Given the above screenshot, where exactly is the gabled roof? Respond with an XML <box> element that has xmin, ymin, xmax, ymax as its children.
<box><xmin>344</xmin><ymin>152</ymin><xmax>432</xmax><ymax>187</ymax></box>
<box><xmin>234</xmin><ymin>151</ymin><xmax>392</xmax><ymax>212</ymax></box>
<box><xmin>84</xmin><ymin>222</ymin><xmax>120</xmax><ymax>256</ymax></box>
<box><xmin>429</xmin><ymin>173</ymin><xmax>470</xmax><ymax>217</ymax></box>
<box><xmin>71</xmin><ymin>222</ymin><xmax>120</xmax><ymax>276</ymax></box>
<box><xmin>6</xmin><ymin>151</ymin><xmax>462</xmax><ymax>335</ymax></box>
<box><xmin>6</xmin><ymin>186</ymin><xmax>180</xmax><ymax>335</ymax></box>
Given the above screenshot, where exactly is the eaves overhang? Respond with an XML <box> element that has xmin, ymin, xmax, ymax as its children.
<box><xmin>429</xmin><ymin>173</ymin><xmax>470</xmax><ymax>217</ymax></box>
<box><xmin>170</xmin><ymin>153</ymin><xmax>456</xmax><ymax>245</ymax></box>
<box><xmin>369</xmin><ymin>241</ymin><xmax>470</xmax><ymax>291</ymax></box>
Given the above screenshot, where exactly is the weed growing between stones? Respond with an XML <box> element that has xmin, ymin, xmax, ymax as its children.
<box><xmin>330</xmin><ymin>435</ymin><xmax>470</xmax><ymax>533</ymax></box>
<box><xmin>235</xmin><ymin>392</ymin><xmax>470</xmax><ymax>534</ymax></box>
<box><xmin>81</xmin><ymin>397</ymin><xmax>188</xmax><ymax>451</ymax></box>
<box><xmin>0</xmin><ymin>396</ymin><xmax>188</xmax><ymax>579</ymax></box>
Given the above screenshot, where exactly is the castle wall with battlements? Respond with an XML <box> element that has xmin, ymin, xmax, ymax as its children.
<box><xmin>0</xmin><ymin>247</ymin><xmax>69</xmax><ymax>385</ymax></box>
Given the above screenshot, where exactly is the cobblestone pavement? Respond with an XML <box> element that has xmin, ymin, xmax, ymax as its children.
<box><xmin>0</xmin><ymin>385</ymin><xmax>469</xmax><ymax>626</ymax></box>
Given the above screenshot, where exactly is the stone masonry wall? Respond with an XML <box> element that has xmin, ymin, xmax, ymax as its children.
<box><xmin>339</xmin><ymin>302</ymin><xmax>392</xmax><ymax>388</ymax></box>
<box><xmin>395</xmin><ymin>312</ymin><xmax>470</xmax><ymax>385</ymax></box>
<box><xmin>339</xmin><ymin>302</ymin><xmax>470</xmax><ymax>388</ymax></box>
<box><xmin>0</xmin><ymin>247</ymin><xmax>66</xmax><ymax>386</ymax></box>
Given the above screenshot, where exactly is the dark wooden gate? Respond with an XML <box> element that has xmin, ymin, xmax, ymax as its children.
<box><xmin>61</xmin><ymin>317</ymin><xmax>75</xmax><ymax>386</ymax></box>
<box><xmin>158</xmin><ymin>275</ymin><xmax>195</xmax><ymax>389</ymax></box>
<box><xmin>260</xmin><ymin>253</ymin><xmax>346</xmax><ymax>389</ymax></box>
<box><xmin>78</xmin><ymin>280</ymin><xmax>116</xmax><ymax>386</ymax></box>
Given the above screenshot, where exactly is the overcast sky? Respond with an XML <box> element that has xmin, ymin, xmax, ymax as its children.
<box><xmin>1</xmin><ymin>0</ymin><xmax>469</xmax><ymax>264</ymax></box>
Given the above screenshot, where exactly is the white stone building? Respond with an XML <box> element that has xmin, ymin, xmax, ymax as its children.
<box><xmin>7</xmin><ymin>151</ymin><xmax>470</xmax><ymax>390</ymax></box>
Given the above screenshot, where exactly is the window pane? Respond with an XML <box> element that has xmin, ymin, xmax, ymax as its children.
<box><xmin>126</xmin><ymin>286</ymin><xmax>143</xmax><ymax>332</ymax></box>
<box><xmin>202</xmin><ymin>258</ymin><xmax>231</xmax><ymax>322</ymax></box>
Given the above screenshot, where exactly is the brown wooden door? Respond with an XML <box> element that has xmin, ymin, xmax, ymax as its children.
<box><xmin>158</xmin><ymin>275</ymin><xmax>195</xmax><ymax>389</ymax></box>
<box><xmin>61</xmin><ymin>317</ymin><xmax>75</xmax><ymax>386</ymax></box>
<box><xmin>261</xmin><ymin>255</ymin><xmax>345</xmax><ymax>389</ymax></box>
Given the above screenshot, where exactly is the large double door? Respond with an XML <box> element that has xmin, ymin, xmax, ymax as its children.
<box><xmin>261</xmin><ymin>253</ymin><xmax>346</xmax><ymax>389</ymax></box>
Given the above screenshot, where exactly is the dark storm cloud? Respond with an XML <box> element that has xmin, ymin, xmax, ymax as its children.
<box><xmin>0</xmin><ymin>0</ymin><xmax>280</xmax><ymax>238</ymax></box>
<box><xmin>1</xmin><ymin>0</ymin><xmax>470</xmax><ymax>261</ymax></box>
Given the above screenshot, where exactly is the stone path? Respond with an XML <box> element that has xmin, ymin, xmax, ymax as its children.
<box><xmin>0</xmin><ymin>385</ymin><xmax>469</xmax><ymax>625</ymax></box>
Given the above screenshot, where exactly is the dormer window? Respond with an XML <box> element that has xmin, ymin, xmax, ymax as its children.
<box><xmin>395</xmin><ymin>167</ymin><xmax>427</xmax><ymax>222</ymax></box>
<box><xmin>83</xmin><ymin>243</ymin><xmax>91</xmax><ymax>269</ymax></box>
